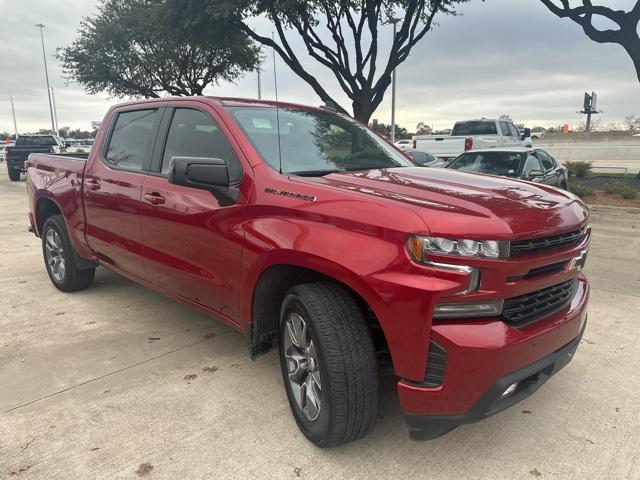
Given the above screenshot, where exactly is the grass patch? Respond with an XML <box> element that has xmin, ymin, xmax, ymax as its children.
<box><xmin>569</xmin><ymin>183</ymin><xmax>594</xmax><ymax>198</ymax></box>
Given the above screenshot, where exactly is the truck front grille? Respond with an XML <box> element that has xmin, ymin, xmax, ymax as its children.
<box><xmin>510</xmin><ymin>226</ymin><xmax>588</xmax><ymax>257</ymax></box>
<box><xmin>501</xmin><ymin>279</ymin><xmax>579</xmax><ymax>326</ymax></box>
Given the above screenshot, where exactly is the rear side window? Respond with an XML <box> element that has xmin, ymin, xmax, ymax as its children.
<box><xmin>17</xmin><ymin>136</ymin><xmax>57</xmax><ymax>146</ymax></box>
<box><xmin>161</xmin><ymin>108</ymin><xmax>238</xmax><ymax>175</ymax></box>
<box><xmin>452</xmin><ymin>121</ymin><xmax>498</xmax><ymax>136</ymax></box>
<box><xmin>105</xmin><ymin>109</ymin><xmax>160</xmax><ymax>171</ymax></box>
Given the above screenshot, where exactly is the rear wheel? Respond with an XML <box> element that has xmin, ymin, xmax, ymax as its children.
<box><xmin>8</xmin><ymin>169</ymin><xmax>20</xmax><ymax>181</ymax></box>
<box><xmin>279</xmin><ymin>282</ymin><xmax>378</xmax><ymax>447</ymax></box>
<box><xmin>42</xmin><ymin>215</ymin><xmax>95</xmax><ymax>292</ymax></box>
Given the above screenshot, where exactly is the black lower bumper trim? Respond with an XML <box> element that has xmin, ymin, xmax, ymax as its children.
<box><xmin>406</xmin><ymin>318</ymin><xmax>587</xmax><ymax>441</ymax></box>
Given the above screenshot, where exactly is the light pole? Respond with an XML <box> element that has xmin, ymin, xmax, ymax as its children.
<box><xmin>257</xmin><ymin>65</ymin><xmax>262</xmax><ymax>99</ymax></box>
<box><xmin>49</xmin><ymin>86</ymin><xmax>60</xmax><ymax>135</ymax></box>
<box><xmin>9</xmin><ymin>96</ymin><xmax>18</xmax><ymax>137</ymax></box>
<box><xmin>35</xmin><ymin>23</ymin><xmax>57</xmax><ymax>136</ymax></box>
<box><xmin>389</xmin><ymin>18</ymin><xmax>402</xmax><ymax>144</ymax></box>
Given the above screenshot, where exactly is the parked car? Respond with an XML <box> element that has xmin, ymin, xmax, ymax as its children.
<box><xmin>404</xmin><ymin>149</ymin><xmax>446</xmax><ymax>167</ymax></box>
<box><xmin>26</xmin><ymin>97</ymin><xmax>590</xmax><ymax>447</ymax></box>
<box><xmin>5</xmin><ymin>134</ymin><xmax>66</xmax><ymax>181</ymax></box>
<box><xmin>394</xmin><ymin>139</ymin><xmax>413</xmax><ymax>150</ymax></box>
<box><xmin>530</xmin><ymin>128</ymin><xmax>547</xmax><ymax>140</ymax></box>
<box><xmin>413</xmin><ymin>119</ymin><xmax>533</xmax><ymax>162</ymax></box>
<box><xmin>446</xmin><ymin>148</ymin><xmax>568</xmax><ymax>189</ymax></box>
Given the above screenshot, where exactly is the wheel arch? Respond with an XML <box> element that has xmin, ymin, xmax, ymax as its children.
<box><xmin>248</xmin><ymin>259</ymin><xmax>391</xmax><ymax>370</ymax></box>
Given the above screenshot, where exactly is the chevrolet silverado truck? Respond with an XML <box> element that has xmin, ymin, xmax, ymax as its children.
<box><xmin>6</xmin><ymin>134</ymin><xmax>66</xmax><ymax>181</ymax></box>
<box><xmin>25</xmin><ymin>97</ymin><xmax>590</xmax><ymax>447</ymax></box>
<box><xmin>413</xmin><ymin>119</ymin><xmax>533</xmax><ymax>162</ymax></box>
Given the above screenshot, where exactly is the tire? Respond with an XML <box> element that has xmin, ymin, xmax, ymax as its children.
<box><xmin>279</xmin><ymin>282</ymin><xmax>378</xmax><ymax>447</ymax></box>
<box><xmin>8</xmin><ymin>168</ymin><xmax>20</xmax><ymax>181</ymax></box>
<box><xmin>41</xmin><ymin>215</ymin><xmax>95</xmax><ymax>292</ymax></box>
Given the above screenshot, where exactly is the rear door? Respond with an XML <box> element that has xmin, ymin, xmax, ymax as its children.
<box><xmin>139</xmin><ymin>102</ymin><xmax>247</xmax><ymax>323</ymax></box>
<box><xmin>83</xmin><ymin>106</ymin><xmax>165</xmax><ymax>279</ymax></box>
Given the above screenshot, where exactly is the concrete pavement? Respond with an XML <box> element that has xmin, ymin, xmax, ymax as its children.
<box><xmin>1</xmin><ymin>163</ymin><xmax>639</xmax><ymax>479</ymax></box>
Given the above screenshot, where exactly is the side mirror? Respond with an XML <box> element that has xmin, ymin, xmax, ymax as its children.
<box><xmin>521</xmin><ymin>128</ymin><xmax>531</xmax><ymax>141</ymax></box>
<box><xmin>528</xmin><ymin>169</ymin><xmax>544</xmax><ymax>180</ymax></box>
<box><xmin>168</xmin><ymin>156</ymin><xmax>239</xmax><ymax>205</ymax></box>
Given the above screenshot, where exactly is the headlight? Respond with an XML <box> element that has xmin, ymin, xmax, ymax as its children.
<box><xmin>407</xmin><ymin>235</ymin><xmax>509</xmax><ymax>261</ymax></box>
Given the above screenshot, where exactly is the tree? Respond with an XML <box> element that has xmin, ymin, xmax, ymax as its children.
<box><xmin>59</xmin><ymin>0</ymin><xmax>260</xmax><ymax>98</ymax></box>
<box><xmin>369</xmin><ymin>121</ymin><xmax>409</xmax><ymax>140</ymax></box>
<box><xmin>177</xmin><ymin>0</ymin><xmax>469</xmax><ymax>123</ymax></box>
<box><xmin>540</xmin><ymin>1</ymin><xmax>640</xmax><ymax>82</ymax></box>
<box><xmin>499</xmin><ymin>114</ymin><xmax>514</xmax><ymax>122</ymax></box>
<box><xmin>416</xmin><ymin>122</ymin><xmax>433</xmax><ymax>135</ymax></box>
<box><xmin>624</xmin><ymin>115</ymin><xmax>640</xmax><ymax>132</ymax></box>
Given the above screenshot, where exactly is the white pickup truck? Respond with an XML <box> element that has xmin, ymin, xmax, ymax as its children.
<box><xmin>413</xmin><ymin>119</ymin><xmax>532</xmax><ymax>161</ymax></box>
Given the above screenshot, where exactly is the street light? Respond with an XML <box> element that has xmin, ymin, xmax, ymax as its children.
<box><xmin>9</xmin><ymin>96</ymin><xmax>18</xmax><ymax>137</ymax></box>
<box><xmin>389</xmin><ymin>18</ymin><xmax>402</xmax><ymax>144</ymax></box>
<box><xmin>35</xmin><ymin>23</ymin><xmax>57</xmax><ymax>136</ymax></box>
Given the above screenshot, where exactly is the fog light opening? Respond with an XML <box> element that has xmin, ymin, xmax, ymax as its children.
<box><xmin>501</xmin><ymin>382</ymin><xmax>518</xmax><ymax>398</ymax></box>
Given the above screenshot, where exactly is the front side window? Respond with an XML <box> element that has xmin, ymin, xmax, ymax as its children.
<box><xmin>228</xmin><ymin>107</ymin><xmax>413</xmax><ymax>176</ymax></box>
<box><xmin>447</xmin><ymin>152</ymin><xmax>524</xmax><ymax>177</ymax></box>
<box><xmin>105</xmin><ymin>109</ymin><xmax>160</xmax><ymax>170</ymax></box>
<box><xmin>536</xmin><ymin>150</ymin><xmax>555</xmax><ymax>171</ymax></box>
<box><xmin>522</xmin><ymin>155</ymin><xmax>543</xmax><ymax>177</ymax></box>
<box><xmin>161</xmin><ymin>109</ymin><xmax>238</xmax><ymax>175</ymax></box>
<box><xmin>508</xmin><ymin>123</ymin><xmax>520</xmax><ymax>138</ymax></box>
<box><xmin>499</xmin><ymin>122</ymin><xmax>510</xmax><ymax>136</ymax></box>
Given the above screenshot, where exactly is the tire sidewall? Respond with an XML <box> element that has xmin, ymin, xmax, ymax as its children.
<box><xmin>279</xmin><ymin>292</ymin><xmax>331</xmax><ymax>445</ymax></box>
<box><xmin>42</xmin><ymin>216</ymin><xmax>72</xmax><ymax>290</ymax></box>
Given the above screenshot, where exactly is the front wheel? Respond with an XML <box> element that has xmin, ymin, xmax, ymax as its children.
<box><xmin>279</xmin><ymin>282</ymin><xmax>378</xmax><ymax>447</ymax></box>
<box><xmin>8</xmin><ymin>168</ymin><xmax>20</xmax><ymax>181</ymax></box>
<box><xmin>42</xmin><ymin>215</ymin><xmax>95</xmax><ymax>292</ymax></box>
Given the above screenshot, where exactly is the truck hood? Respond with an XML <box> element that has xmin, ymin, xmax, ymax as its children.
<box><xmin>314</xmin><ymin>167</ymin><xmax>589</xmax><ymax>239</ymax></box>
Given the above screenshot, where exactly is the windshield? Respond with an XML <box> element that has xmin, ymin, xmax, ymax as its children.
<box><xmin>228</xmin><ymin>107</ymin><xmax>413</xmax><ymax>175</ymax></box>
<box><xmin>447</xmin><ymin>151</ymin><xmax>524</xmax><ymax>177</ymax></box>
<box><xmin>451</xmin><ymin>121</ymin><xmax>498</xmax><ymax>136</ymax></box>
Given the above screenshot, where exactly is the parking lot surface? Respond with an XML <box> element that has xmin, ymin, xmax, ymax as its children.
<box><xmin>1</xmin><ymin>163</ymin><xmax>639</xmax><ymax>479</ymax></box>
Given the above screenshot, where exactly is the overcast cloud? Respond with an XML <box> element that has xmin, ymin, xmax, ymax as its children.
<box><xmin>1</xmin><ymin>0</ymin><xmax>639</xmax><ymax>133</ymax></box>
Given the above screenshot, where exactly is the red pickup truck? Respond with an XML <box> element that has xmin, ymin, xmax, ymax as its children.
<box><xmin>25</xmin><ymin>97</ymin><xmax>590</xmax><ymax>447</ymax></box>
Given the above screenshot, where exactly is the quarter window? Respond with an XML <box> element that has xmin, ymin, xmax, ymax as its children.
<box><xmin>105</xmin><ymin>109</ymin><xmax>160</xmax><ymax>171</ymax></box>
<box><xmin>161</xmin><ymin>109</ymin><xmax>238</xmax><ymax>175</ymax></box>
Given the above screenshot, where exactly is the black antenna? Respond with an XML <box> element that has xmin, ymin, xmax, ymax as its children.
<box><xmin>272</xmin><ymin>32</ymin><xmax>283</xmax><ymax>174</ymax></box>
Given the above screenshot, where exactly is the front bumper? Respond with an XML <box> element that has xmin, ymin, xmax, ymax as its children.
<box><xmin>406</xmin><ymin>319</ymin><xmax>586</xmax><ymax>440</ymax></box>
<box><xmin>398</xmin><ymin>277</ymin><xmax>589</xmax><ymax>439</ymax></box>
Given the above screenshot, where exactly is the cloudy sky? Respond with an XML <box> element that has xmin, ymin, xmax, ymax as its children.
<box><xmin>0</xmin><ymin>0</ymin><xmax>639</xmax><ymax>133</ymax></box>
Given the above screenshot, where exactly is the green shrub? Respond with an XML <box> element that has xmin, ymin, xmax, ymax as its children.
<box><xmin>564</xmin><ymin>161</ymin><xmax>593</xmax><ymax>178</ymax></box>
<box><xmin>569</xmin><ymin>184</ymin><xmax>594</xmax><ymax>198</ymax></box>
<box><xmin>605</xmin><ymin>184</ymin><xmax>638</xmax><ymax>199</ymax></box>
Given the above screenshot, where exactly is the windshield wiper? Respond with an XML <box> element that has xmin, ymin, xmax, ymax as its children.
<box><xmin>289</xmin><ymin>169</ymin><xmax>343</xmax><ymax>177</ymax></box>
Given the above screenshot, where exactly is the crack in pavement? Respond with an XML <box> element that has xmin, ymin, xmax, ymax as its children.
<box><xmin>1</xmin><ymin>333</ymin><xmax>230</xmax><ymax>415</ymax></box>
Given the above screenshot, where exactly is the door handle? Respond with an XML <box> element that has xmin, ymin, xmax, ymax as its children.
<box><xmin>144</xmin><ymin>192</ymin><xmax>166</xmax><ymax>205</ymax></box>
<box><xmin>85</xmin><ymin>178</ymin><xmax>101</xmax><ymax>191</ymax></box>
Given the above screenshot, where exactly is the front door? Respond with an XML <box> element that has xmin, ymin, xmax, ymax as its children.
<box><xmin>139</xmin><ymin>105</ymin><xmax>247</xmax><ymax>323</ymax></box>
<box><xmin>84</xmin><ymin>107</ymin><xmax>164</xmax><ymax>279</ymax></box>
